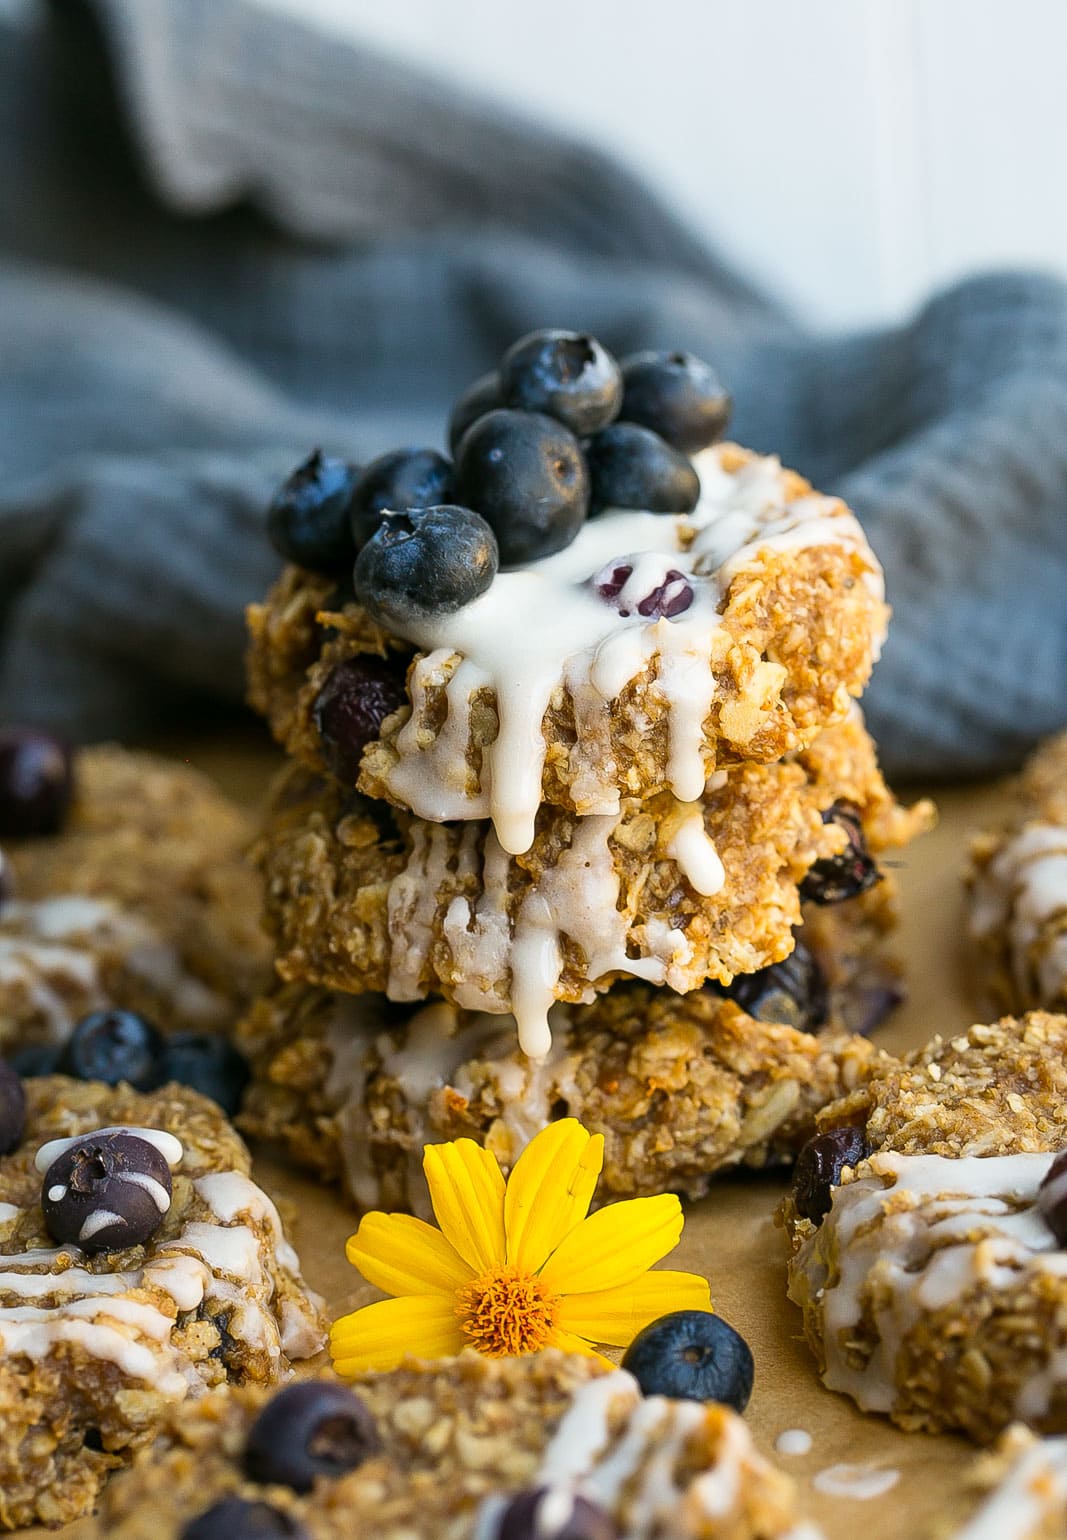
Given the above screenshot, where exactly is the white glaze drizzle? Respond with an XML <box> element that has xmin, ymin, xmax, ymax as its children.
<box><xmin>35</xmin><ymin>1127</ymin><xmax>184</xmax><ymax>1172</ymax></box>
<box><xmin>953</xmin><ymin>1435</ymin><xmax>1067</xmax><ymax>1539</ymax></box>
<box><xmin>790</xmin><ymin>1151</ymin><xmax>1067</xmax><ymax>1419</ymax></box>
<box><xmin>387</xmin><ymin>806</ymin><xmax>699</xmax><ymax>1058</ymax></box>
<box><xmin>776</xmin><ymin>1428</ymin><xmax>814</xmax><ymax>1457</ymax></box>
<box><xmin>970</xmin><ymin>823</ymin><xmax>1067</xmax><ymax>1006</ymax></box>
<box><xmin>812</xmin><ymin>1463</ymin><xmax>899</xmax><ymax>1500</ymax></box>
<box><xmin>378</xmin><ymin>444</ymin><xmax>884</xmax><ymax>856</ymax></box>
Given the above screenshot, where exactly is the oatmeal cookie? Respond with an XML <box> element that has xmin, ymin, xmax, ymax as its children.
<box><xmin>101</xmin><ymin>1350</ymin><xmax>816</xmax><ymax>1540</ymax></box>
<box><xmin>0</xmin><ymin>1073</ymin><xmax>323</xmax><ymax>1529</ymax></box>
<box><xmin>248</xmin><ymin>443</ymin><xmax>888</xmax><ymax>857</ymax></box>
<box><xmin>968</xmin><ymin>731</ymin><xmax>1067</xmax><ymax>1015</ymax></box>
<box><xmin>782</xmin><ymin>1012</ymin><xmax>1067</xmax><ymax>1443</ymax></box>
<box><xmin>256</xmin><ymin>713</ymin><xmax>930</xmax><ymax>1056</ymax></box>
<box><xmin>0</xmin><ymin>745</ymin><xmax>270</xmax><ymax>1051</ymax></box>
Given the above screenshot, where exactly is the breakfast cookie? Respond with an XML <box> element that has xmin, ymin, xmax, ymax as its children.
<box><xmin>101</xmin><ymin>1350</ymin><xmax>818</xmax><ymax>1539</ymax></box>
<box><xmin>248</xmin><ymin>441</ymin><xmax>888</xmax><ymax>859</ymax></box>
<box><xmin>256</xmin><ymin>714</ymin><xmax>930</xmax><ymax>1056</ymax></box>
<box><xmin>0</xmin><ymin>744</ymin><xmax>270</xmax><ymax>1052</ymax></box>
<box><xmin>968</xmin><ymin>730</ymin><xmax>1067</xmax><ymax>1016</ymax></box>
<box><xmin>781</xmin><ymin>1011</ymin><xmax>1067</xmax><ymax>1443</ymax></box>
<box><xmin>0</xmin><ymin>1072</ymin><xmax>324</xmax><ymax>1529</ymax></box>
<box><xmin>945</xmin><ymin>1424</ymin><xmax>1067</xmax><ymax>1538</ymax></box>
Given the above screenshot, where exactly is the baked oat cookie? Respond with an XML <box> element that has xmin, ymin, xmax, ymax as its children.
<box><xmin>0</xmin><ymin>745</ymin><xmax>270</xmax><ymax>1052</ymax></box>
<box><xmin>0</xmin><ymin>1073</ymin><xmax>324</xmax><ymax>1529</ymax></box>
<box><xmin>248</xmin><ymin>443</ymin><xmax>888</xmax><ymax>857</ymax></box>
<box><xmin>101</xmin><ymin>1349</ymin><xmax>820</xmax><ymax>1539</ymax></box>
<box><xmin>781</xmin><ymin>1012</ymin><xmax>1067</xmax><ymax>1444</ymax></box>
<box><xmin>941</xmin><ymin>1424</ymin><xmax>1067</xmax><ymax>1538</ymax></box>
<box><xmin>256</xmin><ymin>714</ymin><xmax>931</xmax><ymax>1056</ymax></box>
<box><xmin>968</xmin><ymin>730</ymin><xmax>1067</xmax><ymax>1016</ymax></box>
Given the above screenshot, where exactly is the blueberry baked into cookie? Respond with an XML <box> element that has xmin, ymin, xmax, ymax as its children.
<box><xmin>0</xmin><ymin>731</ymin><xmax>270</xmax><ymax>1056</ymax></box>
<box><xmin>781</xmin><ymin>1010</ymin><xmax>1067</xmax><ymax>1443</ymax></box>
<box><xmin>101</xmin><ymin>1349</ymin><xmax>819</xmax><ymax>1539</ymax></box>
<box><xmin>0</xmin><ymin>1066</ymin><xmax>323</xmax><ymax>1529</ymax></box>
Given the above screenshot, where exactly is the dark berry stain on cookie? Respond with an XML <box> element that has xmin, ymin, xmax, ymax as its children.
<box><xmin>0</xmin><ymin>727</ymin><xmax>74</xmax><ymax>838</ymax></box>
<box><xmin>592</xmin><ymin>560</ymin><xmax>694</xmax><ymax>620</ymax></box>
<box><xmin>41</xmin><ymin>1130</ymin><xmax>174</xmax><ymax>1253</ymax></box>
<box><xmin>717</xmin><ymin>941</ymin><xmax>830</xmax><ymax>1032</ymax></box>
<box><xmin>792</xmin><ymin>1126</ymin><xmax>871</xmax><ymax>1224</ymax></box>
<box><xmin>313</xmin><ymin>654</ymin><xmax>408</xmax><ymax>783</ymax></box>
<box><xmin>800</xmin><ymin>801</ymin><xmax>881</xmax><ymax>905</ymax></box>
<box><xmin>243</xmin><ymin>1381</ymin><xmax>381</xmax><ymax>1492</ymax></box>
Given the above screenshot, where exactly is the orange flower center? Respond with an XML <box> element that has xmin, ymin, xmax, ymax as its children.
<box><xmin>455</xmin><ymin>1266</ymin><xmax>559</xmax><ymax>1357</ymax></box>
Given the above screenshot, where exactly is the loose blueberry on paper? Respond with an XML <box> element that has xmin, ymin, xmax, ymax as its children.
<box><xmin>800</xmin><ymin>801</ymin><xmax>881</xmax><ymax>905</ymax></box>
<box><xmin>622</xmin><ymin>1309</ymin><xmax>754</xmax><ymax>1413</ymax></box>
<box><xmin>0</xmin><ymin>1062</ymin><xmax>26</xmax><ymax>1155</ymax></box>
<box><xmin>244</xmin><ymin>1381</ymin><xmax>381</xmax><ymax>1492</ymax></box>
<box><xmin>496</xmin><ymin>1487</ymin><xmax>617</xmax><ymax>1540</ymax></box>
<box><xmin>181</xmin><ymin>1497</ymin><xmax>308</xmax><ymax>1540</ymax></box>
<box><xmin>501</xmin><ymin>329</ymin><xmax>623</xmax><ymax>436</ymax></box>
<box><xmin>619</xmin><ymin>350</ymin><xmax>732</xmax><ymax>454</ymax></box>
<box><xmin>0</xmin><ymin>727</ymin><xmax>74</xmax><ymax>838</ymax></box>
<box><xmin>267</xmin><ymin>451</ymin><xmax>360</xmax><ymax>575</ymax></box>
<box><xmin>455</xmin><ymin>409</ymin><xmax>589</xmax><ymax>566</ymax></box>
<box><xmin>41</xmin><ymin>1130</ymin><xmax>173</xmax><ymax>1253</ymax></box>
<box><xmin>354</xmin><ymin>505</ymin><xmax>499</xmax><ymax>627</ymax></box>
<box><xmin>58</xmin><ymin>1010</ymin><xmax>167</xmax><ymax>1092</ymax></box>
<box><xmin>791</xmin><ymin>1126</ymin><xmax>871</xmax><ymax>1224</ymax></box>
<box><xmin>348</xmin><ymin>448</ymin><xmax>455</xmax><ymax>551</ymax></box>
<box><xmin>312</xmin><ymin>654</ymin><xmax>408</xmax><ymax>782</ymax></box>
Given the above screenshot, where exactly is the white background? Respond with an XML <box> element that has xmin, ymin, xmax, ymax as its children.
<box><xmin>259</xmin><ymin>0</ymin><xmax>1067</xmax><ymax>327</ymax></box>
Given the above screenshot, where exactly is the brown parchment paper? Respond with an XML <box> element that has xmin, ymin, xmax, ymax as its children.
<box><xmin>13</xmin><ymin>739</ymin><xmax>1015</xmax><ymax>1540</ymax></box>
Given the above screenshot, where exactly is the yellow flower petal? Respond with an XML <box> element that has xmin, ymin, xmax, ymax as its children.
<box><xmin>504</xmin><ymin>1119</ymin><xmax>604</xmax><ymax>1273</ymax></box>
<box><xmin>423</xmin><ymin>1138</ymin><xmax>506</xmax><ymax>1274</ymax></box>
<box><xmin>345</xmin><ymin>1212</ymin><xmax>472</xmax><ymax>1297</ymax></box>
<box><xmin>556</xmin><ymin>1270</ymin><xmax>712</xmax><ymax>1346</ymax></box>
<box><xmin>539</xmin><ymin>1193</ymin><xmax>684</xmax><ymax>1294</ymax></box>
<box><xmin>330</xmin><ymin>1295</ymin><xmax>466</xmax><ymax>1375</ymax></box>
<box><xmin>544</xmin><ymin>1325</ymin><xmax>617</xmax><ymax>1371</ymax></box>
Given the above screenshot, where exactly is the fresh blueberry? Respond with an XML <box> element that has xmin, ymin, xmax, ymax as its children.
<box><xmin>181</xmin><ymin>1498</ymin><xmax>308</xmax><ymax>1540</ymax></box>
<box><xmin>9</xmin><ymin>1043</ymin><xmax>60</xmax><ymax>1078</ymax></box>
<box><xmin>455</xmin><ymin>409</ymin><xmax>589</xmax><ymax>565</ymax></box>
<box><xmin>312</xmin><ymin>654</ymin><xmax>408</xmax><ymax>782</ymax></box>
<box><xmin>800</xmin><ymin>802</ymin><xmax>881</xmax><ymax>905</ymax></box>
<box><xmin>619</xmin><ymin>351</ymin><xmax>732</xmax><ymax>454</ymax></box>
<box><xmin>353</xmin><ymin>505</ymin><xmax>498</xmax><ymax>629</ymax></box>
<box><xmin>495</xmin><ymin>1488</ymin><xmax>617</xmax><ymax>1540</ymax></box>
<box><xmin>160</xmin><ymin>1034</ymin><xmax>251</xmax><ymax>1117</ymax></box>
<box><xmin>501</xmin><ymin>330</ymin><xmax>622</xmax><ymax>436</ymax></box>
<box><xmin>267</xmin><ymin>451</ymin><xmax>360</xmax><ymax>575</ymax></box>
<box><xmin>0</xmin><ymin>1062</ymin><xmax>26</xmax><ymax>1155</ymax></box>
<box><xmin>1038</xmin><ymin>1151</ymin><xmax>1067</xmax><ymax>1245</ymax></box>
<box><xmin>348</xmin><ymin>449</ymin><xmax>455</xmax><ymax>552</ymax></box>
<box><xmin>41</xmin><ymin>1130</ymin><xmax>173</xmax><ymax>1253</ymax></box>
<box><xmin>0</xmin><ymin>728</ymin><xmax>74</xmax><ymax>838</ymax></box>
<box><xmin>591</xmin><ymin>560</ymin><xmax>693</xmax><ymax>620</ymax></box>
<box><xmin>448</xmin><ymin>371</ymin><xmax>503</xmax><ymax>456</ymax></box>
<box><xmin>791</xmin><ymin>1127</ymin><xmax>870</xmax><ymax>1224</ymax></box>
<box><xmin>57</xmin><ymin>1010</ymin><xmax>166</xmax><ymax>1091</ymax></box>
<box><xmin>718</xmin><ymin>941</ymin><xmax>829</xmax><ymax>1033</ymax></box>
<box><xmin>585</xmin><ymin>423</ymin><xmax>700</xmax><ymax>515</ymax></box>
<box><xmin>244</xmin><ymin>1380</ymin><xmax>381</xmax><ymax>1492</ymax></box>
<box><xmin>621</xmin><ymin>1310</ymin><xmax>753</xmax><ymax>1413</ymax></box>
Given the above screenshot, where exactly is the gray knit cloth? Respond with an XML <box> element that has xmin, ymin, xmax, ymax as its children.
<box><xmin>1</xmin><ymin>0</ymin><xmax>1065</xmax><ymax>779</ymax></box>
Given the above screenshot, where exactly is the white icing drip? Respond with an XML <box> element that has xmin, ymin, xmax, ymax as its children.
<box><xmin>35</xmin><ymin>1127</ymin><xmax>184</xmax><ymax>1173</ymax></box>
<box><xmin>0</xmin><ymin>1203</ymin><xmax>18</xmax><ymax>1227</ymax></box>
<box><xmin>388</xmin><ymin>810</ymin><xmax>695</xmax><ymax>1057</ymax></box>
<box><xmin>953</xmin><ymin>1436</ymin><xmax>1067</xmax><ymax>1540</ymax></box>
<box><xmin>378</xmin><ymin>444</ymin><xmax>884</xmax><ymax>855</ymax></box>
<box><xmin>78</xmin><ymin>1209</ymin><xmax>124</xmax><ymax>1242</ymax></box>
<box><xmin>970</xmin><ymin>823</ymin><xmax>1067</xmax><ymax>1005</ymax></box>
<box><xmin>790</xmin><ymin>1151</ymin><xmax>1067</xmax><ymax>1419</ymax></box>
<box><xmin>121</xmin><ymin>1170</ymin><xmax>173</xmax><ymax>1212</ymax></box>
<box><xmin>776</xmin><ymin>1428</ymin><xmax>813</xmax><ymax>1457</ymax></box>
<box><xmin>812</xmin><ymin>1463</ymin><xmax>899</xmax><ymax>1500</ymax></box>
<box><xmin>666</xmin><ymin>808</ymin><xmax>725</xmax><ymax>896</ymax></box>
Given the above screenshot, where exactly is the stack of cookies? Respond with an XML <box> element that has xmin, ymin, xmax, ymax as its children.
<box><xmin>239</xmin><ymin>331</ymin><xmax>933</xmax><ymax>1209</ymax></box>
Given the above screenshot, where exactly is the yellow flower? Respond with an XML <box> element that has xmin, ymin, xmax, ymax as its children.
<box><xmin>330</xmin><ymin>1119</ymin><xmax>711</xmax><ymax>1376</ymax></box>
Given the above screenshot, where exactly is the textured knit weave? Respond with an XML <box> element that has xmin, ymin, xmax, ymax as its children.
<box><xmin>0</xmin><ymin>0</ymin><xmax>1064</xmax><ymax>775</ymax></box>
